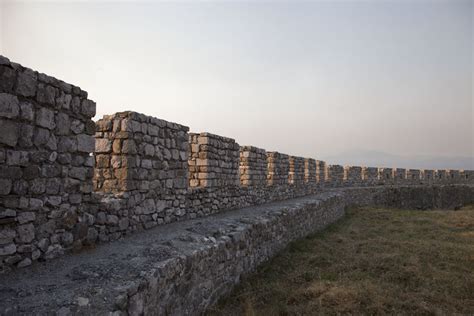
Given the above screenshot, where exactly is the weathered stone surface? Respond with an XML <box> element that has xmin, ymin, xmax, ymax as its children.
<box><xmin>0</xmin><ymin>186</ymin><xmax>473</xmax><ymax>314</ymax></box>
<box><xmin>19</xmin><ymin>102</ymin><xmax>34</xmax><ymax>121</ymax></box>
<box><xmin>16</xmin><ymin>224</ymin><xmax>35</xmax><ymax>243</ymax></box>
<box><xmin>0</xmin><ymin>119</ymin><xmax>18</xmax><ymax>146</ymax></box>
<box><xmin>0</xmin><ymin>243</ymin><xmax>16</xmax><ymax>256</ymax></box>
<box><xmin>36</xmin><ymin>84</ymin><xmax>56</xmax><ymax>106</ymax></box>
<box><xmin>81</xmin><ymin>99</ymin><xmax>96</xmax><ymax>117</ymax></box>
<box><xmin>0</xmin><ymin>179</ymin><xmax>12</xmax><ymax>195</ymax></box>
<box><xmin>77</xmin><ymin>134</ymin><xmax>95</xmax><ymax>153</ymax></box>
<box><xmin>55</xmin><ymin>113</ymin><xmax>70</xmax><ymax>135</ymax></box>
<box><xmin>0</xmin><ymin>93</ymin><xmax>19</xmax><ymax>118</ymax></box>
<box><xmin>36</xmin><ymin>107</ymin><xmax>55</xmax><ymax>130</ymax></box>
<box><xmin>95</xmin><ymin>139</ymin><xmax>112</xmax><ymax>153</ymax></box>
<box><xmin>0</xmin><ymin>56</ymin><xmax>472</xmax><ymax>278</ymax></box>
<box><xmin>16</xmin><ymin>69</ymin><xmax>37</xmax><ymax>97</ymax></box>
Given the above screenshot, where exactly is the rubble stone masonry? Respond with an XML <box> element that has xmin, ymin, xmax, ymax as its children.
<box><xmin>0</xmin><ymin>55</ymin><xmax>473</xmax><ymax>272</ymax></box>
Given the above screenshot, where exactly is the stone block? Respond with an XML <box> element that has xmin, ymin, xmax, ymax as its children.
<box><xmin>96</xmin><ymin>138</ymin><xmax>112</xmax><ymax>153</ymax></box>
<box><xmin>36</xmin><ymin>107</ymin><xmax>55</xmax><ymax>130</ymax></box>
<box><xmin>77</xmin><ymin>134</ymin><xmax>95</xmax><ymax>153</ymax></box>
<box><xmin>16</xmin><ymin>68</ymin><xmax>37</xmax><ymax>97</ymax></box>
<box><xmin>0</xmin><ymin>93</ymin><xmax>19</xmax><ymax>118</ymax></box>
<box><xmin>0</xmin><ymin>119</ymin><xmax>19</xmax><ymax>147</ymax></box>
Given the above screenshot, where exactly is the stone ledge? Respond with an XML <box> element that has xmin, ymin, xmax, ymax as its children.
<box><xmin>0</xmin><ymin>185</ymin><xmax>472</xmax><ymax>315</ymax></box>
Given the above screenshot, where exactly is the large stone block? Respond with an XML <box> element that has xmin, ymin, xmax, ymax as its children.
<box><xmin>16</xmin><ymin>68</ymin><xmax>37</xmax><ymax>97</ymax></box>
<box><xmin>77</xmin><ymin>134</ymin><xmax>95</xmax><ymax>153</ymax></box>
<box><xmin>36</xmin><ymin>107</ymin><xmax>56</xmax><ymax>130</ymax></box>
<box><xmin>0</xmin><ymin>93</ymin><xmax>19</xmax><ymax>118</ymax></box>
<box><xmin>0</xmin><ymin>119</ymin><xmax>19</xmax><ymax>146</ymax></box>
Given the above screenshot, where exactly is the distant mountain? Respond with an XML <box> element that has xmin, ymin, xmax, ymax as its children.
<box><xmin>321</xmin><ymin>150</ymin><xmax>474</xmax><ymax>170</ymax></box>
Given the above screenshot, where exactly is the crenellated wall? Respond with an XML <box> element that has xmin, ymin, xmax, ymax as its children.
<box><xmin>0</xmin><ymin>55</ymin><xmax>473</xmax><ymax>272</ymax></box>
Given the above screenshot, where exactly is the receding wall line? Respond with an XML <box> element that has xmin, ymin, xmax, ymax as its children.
<box><xmin>0</xmin><ymin>54</ymin><xmax>472</xmax><ymax>274</ymax></box>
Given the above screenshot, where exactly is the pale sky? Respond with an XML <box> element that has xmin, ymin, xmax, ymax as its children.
<box><xmin>1</xmin><ymin>0</ymin><xmax>473</xmax><ymax>168</ymax></box>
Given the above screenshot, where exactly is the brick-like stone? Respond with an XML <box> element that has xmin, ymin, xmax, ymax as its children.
<box><xmin>95</xmin><ymin>138</ymin><xmax>112</xmax><ymax>153</ymax></box>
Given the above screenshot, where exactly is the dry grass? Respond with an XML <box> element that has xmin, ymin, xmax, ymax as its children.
<box><xmin>208</xmin><ymin>205</ymin><xmax>474</xmax><ymax>315</ymax></box>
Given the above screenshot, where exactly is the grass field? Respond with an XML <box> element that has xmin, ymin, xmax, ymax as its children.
<box><xmin>208</xmin><ymin>205</ymin><xmax>474</xmax><ymax>315</ymax></box>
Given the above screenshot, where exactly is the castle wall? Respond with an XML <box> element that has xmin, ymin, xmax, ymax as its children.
<box><xmin>0</xmin><ymin>56</ymin><xmax>96</xmax><ymax>268</ymax></box>
<box><xmin>0</xmin><ymin>55</ymin><xmax>472</xmax><ymax>271</ymax></box>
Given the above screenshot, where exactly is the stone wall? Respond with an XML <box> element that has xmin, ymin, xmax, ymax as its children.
<box><xmin>344</xmin><ymin>166</ymin><xmax>363</xmax><ymax>186</ymax></box>
<box><xmin>94</xmin><ymin>112</ymin><xmax>189</xmax><ymax>193</ymax></box>
<box><xmin>0</xmin><ymin>54</ymin><xmax>473</xmax><ymax>272</ymax></box>
<box><xmin>327</xmin><ymin>164</ymin><xmax>345</xmax><ymax>187</ymax></box>
<box><xmin>188</xmin><ymin>133</ymin><xmax>239</xmax><ymax>188</ymax></box>
<box><xmin>316</xmin><ymin>160</ymin><xmax>326</xmax><ymax>185</ymax></box>
<box><xmin>2</xmin><ymin>184</ymin><xmax>473</xmax><ymax>315</ymax></box>
<box><xmin>304</xmin><ymin>158</ymin><xmax>316</xmax><ymax>183</ymax></box>
<box><xmin>421</xmin><ymin>169</ymin><xmax>434</xmax><ymax>184</ymax></box>
<box><xmin>393</xmin><ymin>168</ymin><xmax>406</xmax><ymax>183</ymax></box>
<box><xmin>0</xmin><ymin>55</ymin><xmax>96</xmax><ymax>268</ymax></box>
<box><xmin>406</xmin><ymin>169</ymin><xmax>421</xmax><ymax>184</ymax></box>
<box><xmin>289</xmin><ymin>156</ymin><xmax>305</xmax><ymax>185</ymax></box>
<box><xmin>378</xmin><ymin>167</ymin><xmax>393</xmax><ymax>184</ymax></box>
<box><xmin>239</xmin><ymin>146</ymin><xmax>267</xmax><ymax>187</ymax></box>
<box><xmin>362</xmin><ymin>166</ymin><xmax>379</xmax><ymax>185</ymax></box>
<box><xmin>267</xmin><ymin>152</ymin><xmax>289</xmax><ymax>186</ymax></box>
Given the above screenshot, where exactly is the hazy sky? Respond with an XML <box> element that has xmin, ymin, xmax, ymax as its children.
<box><xmin>1</xmin><ymin>0</ymin><xmax>473</xmax><ymax>167</ymax></box>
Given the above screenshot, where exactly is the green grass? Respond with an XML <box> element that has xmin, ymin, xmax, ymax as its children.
<box><xmin>207</xmin><ymin>205</ymin><xmax>474</xmax><ymax>315</ymax></box>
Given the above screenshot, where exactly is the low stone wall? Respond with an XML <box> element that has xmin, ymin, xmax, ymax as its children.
<box><xmin>1</xmin><ymin>184</ymin><xmax>472</xmax><ymax>315</ymax></box>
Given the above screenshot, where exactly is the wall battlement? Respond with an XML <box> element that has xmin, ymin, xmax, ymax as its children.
<box><xmin>0</xmin><ymin>55</ymin><xmax>473</xmax><ymax>271</ymax></box>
